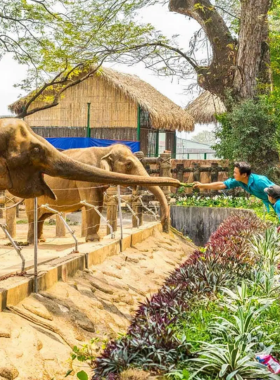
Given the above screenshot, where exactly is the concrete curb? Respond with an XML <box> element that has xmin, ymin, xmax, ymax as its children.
<box><xmin>0</xmin><ymin>222</ymin><xmax>162</xmax><ymax>312</ymax></box>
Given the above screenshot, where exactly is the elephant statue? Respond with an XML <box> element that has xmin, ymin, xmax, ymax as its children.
<box><xmin>25</xmin><ymin>144</ymin><xmax>170</xmax><ymax>243</ymax></box>
<box><xmin>0</xmin><ymin>118</ymin><xmax>180</xmax><ymax>201</ymax></box>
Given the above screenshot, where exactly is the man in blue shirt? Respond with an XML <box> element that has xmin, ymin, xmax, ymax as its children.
<box><xmin>193</xmin><ymin>162</ymin><xmax>275</xmax><ymax>211</ymax></box>
<box><xmin>264</xmin><ymin>186</ymin><xmax>280</xmax><ymax>226</ymax></box>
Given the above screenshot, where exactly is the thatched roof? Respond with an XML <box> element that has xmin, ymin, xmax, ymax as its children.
<box><xmin>185</xmin><ymin>91</ymin><xmax>226</xmax><ymax>124</ymax></box>
<box><xmin>9</xmin><ymin>67</ymin><xmax>194</xmax><ymax>132</ymax></box>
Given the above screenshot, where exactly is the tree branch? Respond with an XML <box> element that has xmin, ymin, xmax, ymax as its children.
<box><xmin>214</xmin><ymin>5</ymin><xmax>239</xmax><ymax>19</ymax></box>
<box><xmin>169</xmin><ymin>0</ymin><xmax>234</xmax><ymax>59</ymax></box>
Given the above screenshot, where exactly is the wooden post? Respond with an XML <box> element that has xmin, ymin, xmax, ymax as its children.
<box><xmin>134</xmin><ymin>151</ymin><xmax>145</xmax><ymax>192</ymax></box>
<box><xmin>210</xmin><ymin>163</ymin><xmax>219</xmax><ymax>195</ymax></box>
<box><xmin>159</xmin><ymin>151</ymin><xmax>171</xmax><ymax>233</ymax></box>
<box><xmin>0</xmin><ymin>191</ymin><xmax>4</xmax><ymax>219</ymax></box>
<box><xmin>81</xmin><ymin>208</ymin><xmax>87</xmax><ymax>237</ymax></box>
<box><xmin>132</xmin><ymin>187</ymin><xmax>143</xmax><ymax>227</ymax></box>
<box><xmin>176</xmin><ymin>163</ymin><xmax>184</xmax><ymax>192</ymax></box>
<box><xmin>211</xmin><ymin>162</ymin><xmax>219</xmax><ymax>182</ymax></box>
<box><xmin>104</xmin><ymin>186</ymin><xmax>118</xmax><ymax>235</ymax></box>
<box><xmin>159</xmin><ymin>151</ymin><xmax>172</xmax><ymax>197</ymax></box>
<box><xmin>6</xmin><ymin>206</ymin><xmax>16</xmax><ymax>238</ymax></box>
<box><xmin>192</xmin><ymin>163</ymin><xmax>201</xmax><ymax>194</ymax></box>
<box><xmin>134</xmin><ymin>151</ymin><xmax>145</xmax><ymax>167</ymax></box>
<box><xmin>56</xmin><ymin>213</ymin><xmax>66</xmax><ymax>237</ymax></box>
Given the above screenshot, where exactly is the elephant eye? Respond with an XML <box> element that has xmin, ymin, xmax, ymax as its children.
<box><xmin>126</xmin><ymin>161</ymin><xmax>133</xmax><ymax>170</ymax></box>
<box><xmin>33</xmin><ymin>146</ymin><xmax>41</xmax><ymax>154</ymax></box>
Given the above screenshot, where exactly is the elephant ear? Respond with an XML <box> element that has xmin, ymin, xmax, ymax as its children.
<box><xmin>0</xmin><ymin>158</ymin><xmax>12</xmax><ymax>190</ymax></box>
<box><xmin>100</xmin><ymin>152</ymin><xmax>113</xmax><ymax>171</ymax></box>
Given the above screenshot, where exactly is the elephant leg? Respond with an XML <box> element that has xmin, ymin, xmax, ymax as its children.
<box><xmin>85</xmin><ymin>189</ymin><xmax>104</xmax><ymax>242</ymax></box>
<box><xmin>85</xmin><ymin>206</ymin><xmax>101</xmax><ymax>242</ymax></box>
<box><xmin>38</xmin><ymin>213</ymin><xmax>54</xmax><ymax>242</ymax></box>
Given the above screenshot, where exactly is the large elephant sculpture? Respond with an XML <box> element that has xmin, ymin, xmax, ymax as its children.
<box><xmin>25</xmin><ymin>144</ymin><xmax>170</xmax><ymax>243</ymax></box>
<box><xmin>0</xmin><ymin>118</ymin><xmax>180</xmax><ymax>201</ymax></box>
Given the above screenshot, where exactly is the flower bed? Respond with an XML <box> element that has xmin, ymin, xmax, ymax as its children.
<box><xmin>86</xmin><ymin>213</ymin><xmax>280</xmax><ymax>380</ymax></box>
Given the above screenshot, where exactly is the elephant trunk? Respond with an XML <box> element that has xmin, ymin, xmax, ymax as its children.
<box><xmin>46</xmin><ymin>151</ymin><xmax>180</xmax><ymax>187</ymax></box>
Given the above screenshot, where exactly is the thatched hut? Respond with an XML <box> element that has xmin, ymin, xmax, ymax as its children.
<box><xmin>185</xmin><ymin>91</ymin><xmax>226</xmax><ymax>124</ymax></box>
<box><xmin>9</xmin><ymin>67</ymin><xmax>194</xmax><ymax>157</ymax></box>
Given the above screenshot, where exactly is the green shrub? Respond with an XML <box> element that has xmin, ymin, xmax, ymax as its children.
<box><xmin>214</xmin><ymin>97</ymin><xmax>280</xmax><ymax>178</ymax></box>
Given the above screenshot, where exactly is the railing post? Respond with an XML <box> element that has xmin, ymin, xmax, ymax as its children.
<box><xmin>159</xmin><ymin>151</ymin><xmax>171</xmax><ymax>233</ymax></box>
<box><xmin>56</xmin><ymin>212</ymin><xmax>66</xmax><ymax>237</ymax></box>
<box><xmin>104</xmin><ymin>186</ymin><xmax>118</xmax><ymax>235</ymax></box>
<box><xmin>117</xmin><ymin>186</ymin><xmax>123</xmax><ymax>249</ymax></box>
<box><xmin>132</xmin><ymin>187</ymin><xmax>143</xmax><ymax>228</ymax></box>
<box><xmin>41</xmin><ymin>204</ymin><xmax>79</xmax><ymax>252</ymax></box>
<box><xmin>0</xmin><ymin>224</ymin><xmax>25</xmax><ymax>272</ymax></box>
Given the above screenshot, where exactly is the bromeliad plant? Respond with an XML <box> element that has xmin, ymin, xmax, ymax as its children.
<box><xmin>210</xmin><ymin>283</ymin><xmax>275</xmax><ymax>347</ymax></box>
<box><xmin>188</xmin><ymin>342</ymin><xmax>278</xmax><ymax>380</ymax></box>
<box><xmin>172</xmin><ymin>230</ymin><xmax>280</xmax><ymax>380</ymax></box>
<box><xmin>251</xmin><ymin>227</ymin><xmax>280</xmax><ymax>270</ymax></box>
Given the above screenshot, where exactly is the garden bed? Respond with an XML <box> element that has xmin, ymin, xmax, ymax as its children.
<box><xmin>175</xmin><ymin>194</ymin><xmax>278</xmax><ymax>225</ymax></box>
<box><xmin>68</xmin><ymin>212</ymin><xmax>280</xmax><ymax>379</ymax></box>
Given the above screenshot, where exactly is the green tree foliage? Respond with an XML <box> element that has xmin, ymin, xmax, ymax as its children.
<box><xmin>214</xmin><ymin>97</ymin><xmax>280</xmax><ymax>178</ymax></box>
<box><xmin>210</xmin><ymin>2</ymin><xmax>280</xmax><ymax>176</ymax></box>
<box><xmin>0</xmin><ymin>0</ymin><xmax>176</xmax><ymax>117</ymax></box>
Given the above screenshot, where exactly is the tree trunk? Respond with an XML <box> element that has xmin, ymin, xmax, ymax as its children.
<box><xmin>169</xmin><ymin>0</ymin><xmax>271</xmax><ymax>102</ymax></box>
<box><xmin>233</xmin><ymin>0</ymin><xmax>271</xmax><ymax>99</ymax></box>
<box><xmin>169</xmin><ymin>0</ymin><xmax>237</xmax><ymax>99</ymax></box>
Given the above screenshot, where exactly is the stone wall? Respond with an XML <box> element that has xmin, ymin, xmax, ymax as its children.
<box><xmin>170</xmin><ymin>205</ymin><xmax>255</xmax><ymax>246</ymax></box>
<box><xmin>171</xmin><ymin>159</ymin><xmax>229</xmax><ymax>195</ymax></box>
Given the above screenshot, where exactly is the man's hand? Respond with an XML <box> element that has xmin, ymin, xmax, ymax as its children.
<box><xmin>193</xmin><ymin>181</ymin><xmax>202</xmax><ymax>189</ymax></box>
<box><xmin>277</xmin><ymin>226</ymin><xmax>280</xmax><ymax>233</ymax></box>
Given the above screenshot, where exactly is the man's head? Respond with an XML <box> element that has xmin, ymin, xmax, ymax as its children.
<box><xmin>233</xmin><ymin>162</ymin><xmax>251</xmax><ymax>182</ymax></box>
<box><xmin>264</xmin><ymin>185</ymin><xmax>280</xmax><ymax>204</ymax></box>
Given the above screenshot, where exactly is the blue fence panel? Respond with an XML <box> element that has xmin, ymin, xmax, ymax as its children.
<box><xmin>46</xmin><ymin>137</ymin><xmax>140</xmax><ymax>153</ymax></box>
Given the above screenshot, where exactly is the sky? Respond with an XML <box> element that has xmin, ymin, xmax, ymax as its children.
<box><xmin>0</xmin><ymin>3</ymin><xmax>214</xmax><ymax>137</ymax></box>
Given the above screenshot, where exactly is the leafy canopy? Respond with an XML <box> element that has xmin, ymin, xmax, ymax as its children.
<box><xmin>214</xmin><ymin>97</ymin><xmax>280</xmax><ymax>177</ymax></box>
<box><xmin>1</xmin><ymin>0</ymin><xmax>181</xmax><ymax>116</ymax></box>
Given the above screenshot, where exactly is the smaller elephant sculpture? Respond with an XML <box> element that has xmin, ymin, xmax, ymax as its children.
<box><xmin>25</xmin><ymin>144</ymin><xmax>169</xmax><ymax>243</ymax></box>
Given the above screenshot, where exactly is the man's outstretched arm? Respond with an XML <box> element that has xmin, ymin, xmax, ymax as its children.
<box><xmin>193</xmin><ymin>181</ymin><xmax>227</xmax><ymax>190</ymax></box>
